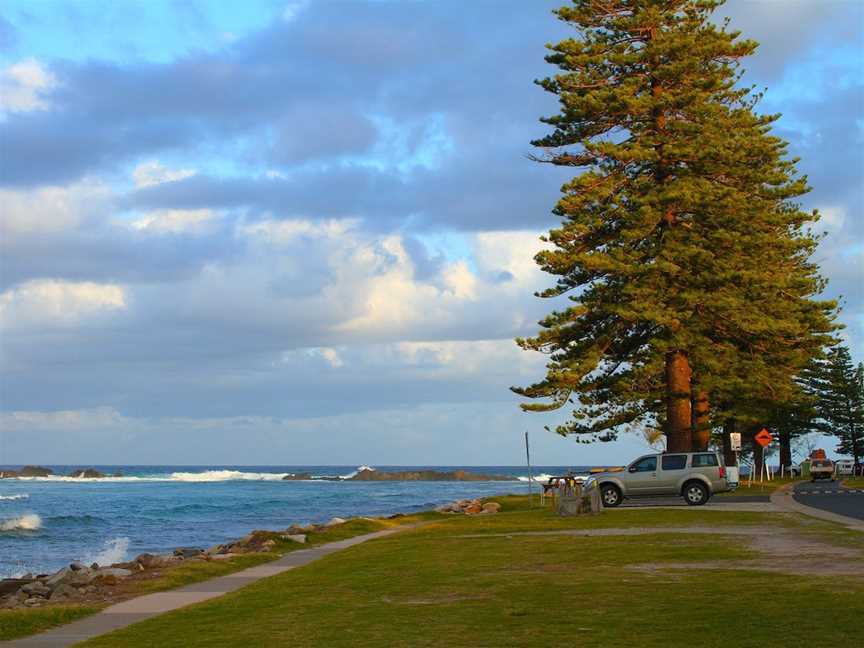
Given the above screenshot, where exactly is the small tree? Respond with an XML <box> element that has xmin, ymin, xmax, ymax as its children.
<box><xmin>818</xmin><ymin>347</ymin><xmax>864</xmax><ymax>466</ymax></box>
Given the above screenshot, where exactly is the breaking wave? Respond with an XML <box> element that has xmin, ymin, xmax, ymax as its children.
<box><xmin>0</xmin><ymin>494</ymin><xmax>29</xmax><ymax>501</ymax></box>
<box><xmin>82</xmin><ymin>537</ymin><xmax>129</xmax><ymax>567</ymax></box>
<box><xmin>169</xmin><ymin>470</ymin><xmax>289</xmax><ymax>482</ymax></box>
<box><xmin>0</xmin><ymin>514</ymin><xmax>42</xmax><ymax>531</ymax></box>
<box><xmin>338</xmin><ymin>465</ymin><xmax>375</xmax><ymax>479</ymax></box>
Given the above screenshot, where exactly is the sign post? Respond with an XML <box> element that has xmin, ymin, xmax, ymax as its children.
<box><xmin>525</xmin><ymin>431</ymin><xmax>533</xmax><ymax>508</ymax></box>
<box><xmin>755</xmin><ymin>428</ymin><xmax>773</xmax><ymax>483</ymax></box>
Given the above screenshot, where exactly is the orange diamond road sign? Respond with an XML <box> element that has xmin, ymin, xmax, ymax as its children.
<box><xmin>755</xmin><ymin>428</ymin><xmax>773</xmax><ymax>447</ymax></box>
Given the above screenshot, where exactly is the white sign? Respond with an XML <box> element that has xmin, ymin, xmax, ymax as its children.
<box><xmin>730</xmin><ymin>432</ymin><xmax>742</xmax><ymax>452</ymax></box>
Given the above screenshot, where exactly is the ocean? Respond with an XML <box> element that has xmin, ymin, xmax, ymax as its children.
<box><xmin>0</xmin><ymin>465</ymin><xmax>583</xmax><ymax>578</ymax></box>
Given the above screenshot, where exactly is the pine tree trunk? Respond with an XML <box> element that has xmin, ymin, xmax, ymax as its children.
<box><xmin>692</xmin><ymin>389</ymin><xmax>710</xmax><ymax>451</ymax></box>
<box><xmin>779</xmin><ymin>430</ymin><xmax>792</xmax><ymax>471</ymax></box>
<box><xmin>752</xmin><ymin>441</ymin><xmax>764</xmax><ymax>479</ymax></box>
<box><xmin>721</xmin><ymin>419</ymin><xmax>737</xmax><ymax>467</ymax></box>
<box><xmin>665</xmin><ymin>351</ymin><xmax>692</xmax><ymax>452</ymax></box>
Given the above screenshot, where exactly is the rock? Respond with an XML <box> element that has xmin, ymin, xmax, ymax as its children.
<box><xmin>21</xmin><ymin>581</ymin><xmax>51</xmax><ymax>598</ymax></box>
<box><xmin>68</xmin><ymin>468</ymin><xmax>106</xmax><ymax>479</ymax></box>
<box><xmin>386</xmin><ymin>513</ymin><xmax>405</xmax><ymax>519</ymax></box>
<box><xmin>50</xmin><ymin>584</ymin><xmax>81</xmax><ymax>602</ymax></box>
<box><xmin>94</xmin><ymin>568</ymin><xmax>132</xmax><ymax>579</ymax></box>
<box><xmin>481</xmin><ymin>502</ymin><xmax>501</xmax><ymax>514</ymax></box>
<box><xmin>173</xmin><ymin>547</ymin><xmax>204</xmax><ymax>559</ymax></box>
<box><xmin>325</xmin><ymin>517</ymin><xmax>346</xmax><ymax>527</ymax></box>
<box><xmin>281</xmin><ymin>534</ymin><xmax>306</xmax><ymax>544</ymax></box>
<box><xmin>70</xmin><ymin>561</ymin><xmax>86</xmax><ymax>571</ymax></box>
<box><xmin>90</xmin><ymin>563</ymin><xmax>99</xmax><ymax>570</ymax></box>
<box><xmin>349</xmin><ymin>468</ymin><xmax>517</xmax><ymax>482</ymax></box>
<box><xmin>464</xmin><ymin>503</ymin><xmax>483</xmax><ymax>515</ymax></box>
<box><xmin>135</xmin><ymin>553</ymin><xmax>177</xmax><ymax>569</ymax></box>
<box><xmin>208</xmin><ymin>553</ymin><xmax>238</xmax><ymax>561</ymax></box>
<box><xmin>0</xmin><ymin>578</ymin><xmax>32</xmax><ymax>596</ymax></box>
<box><xmin>24</xmin><ymin>597</ymin><xmax>45</xmax><ymax>607</ymax></box>
<box><xmin>281</xmin><ymin>472</ymin><xmax>313</xmax><ymax>480</ymax></box>
<box><xmin>20</xmin><ymin>466</ymin><xmax>55</xmax><ymax>477</ymax></box>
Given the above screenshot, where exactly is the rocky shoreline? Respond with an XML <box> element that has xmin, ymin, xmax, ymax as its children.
<box><xmin>284</xmin><ymin>468</ymin><xmax>518</xmax><ymax>482</ymax></box>
<box><xmin>0</xmin><ymin>498</ymin><xmax>501</xmax><ymax>611</ymax></box>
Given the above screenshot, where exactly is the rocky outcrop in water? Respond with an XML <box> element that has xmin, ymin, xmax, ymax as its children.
<box><xmin>0</xmin><ymin>466</ymin><xmax>54</xmax><ymax>478</ymax></box>
<box><xmin>349</xmin><ymin>469</ymin><xmax>516</xmax><ymax>482</ymax></box>
<box><xmin>68</xmin><ymin>469</ymin><xmax>107</xmax><ymax>479</ymax></box>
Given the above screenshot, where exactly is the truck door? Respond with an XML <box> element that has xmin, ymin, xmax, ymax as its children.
<box><xmin>627</xmin><ymin>455</ymin><xmax>659</xmax><ymax>494</ymax></box>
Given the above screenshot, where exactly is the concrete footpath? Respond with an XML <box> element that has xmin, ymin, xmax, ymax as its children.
<box><xmin>771</xmin><ymin>484</ymin><xmax>864</xmax><ymax>532</ymax></box>
<box><xmin>3</xmin><ymin>526</ymin><xmax>414</xmax><ymax>648</ymax></box>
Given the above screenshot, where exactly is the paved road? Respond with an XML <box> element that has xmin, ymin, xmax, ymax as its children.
<box><xmin>793</xmin><ymin>481</ymin><xmax>864</xmax><ymax>521</ymax></box>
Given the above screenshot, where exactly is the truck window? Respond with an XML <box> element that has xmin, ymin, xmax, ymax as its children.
<box><xmin>692</xmin><ymin>454</ymin><xmax>718</xmax><ymax>467</ymax></box>
<box><xmin>633</xmin><ymin>456</ymin><xmax>657</xmax><ymax>472</ymax></box>
<box><xmin>662</xmin><ymin>455</ymin><xmax>687</xmax><ymax>470</ymax></box>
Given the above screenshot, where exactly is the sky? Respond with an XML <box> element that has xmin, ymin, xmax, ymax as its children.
<box><xmin>0</xmin><ymin>0</ymin><xmax>862</xmax><ymax>466</ymax></box>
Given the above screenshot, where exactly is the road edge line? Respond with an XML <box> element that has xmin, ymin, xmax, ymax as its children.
<box><xmin>770</xmin><ymin>483</ymin><xmax>864</xmax><ymax>532</ymax></box>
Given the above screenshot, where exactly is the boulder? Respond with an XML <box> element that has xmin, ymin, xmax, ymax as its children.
<box><xmin>281</xmin><ymin>472</ymin><xmax>313</xmax><ymax>480</ymax></box>
<box><xmin>481</xmin><ymin>502</ymin><xmax>501</xmax><ymax>514</ymax></box>
<box><xmin>95</xmin><ymin>567</ymin><xmax>132</xmax><ymax>579</ymax></box>
<box><xmin>281</xmin><ymin>534</ymin><xmax>307</xmax><ymax>544</ymax></box>
<box><xmin>19</xmin><ymin>466</ymin><xmax>54</xmax><ymax>477</ymax></box>
<box><xmin>49</xmin><ymin>584</ymin><xmax>81</xmax><ymax>602</ymax></box>
<box><xmin>463</xmin><ymin>503</ymin><xmax>483</xmax><ymax>515</ymax></box>
<box><xmin>135</xmin><ymin>553</ymin><xmax>177</xmax><ymax>569</ymax></box>
<box><xmin>68</xmin><ymin>468</ymin><xmax>106</xmax><ymax>479</ymax></box>
<box><xmin>21</xmin><ymin>581</ymin><xmax>51</xmax><ymax>598</ymax></box>
<box><xmin>325</xmin><ymin>517</ymin><xmax>346</xmax><ymax>527</ymax></box>
<box><xmin>24</xmin><ymin>597</ymin><xmax>45</xmax><ymax>607</ymax></box>
<box><xmin>0</xmin><ymin>578</ymin><xmax>32</xmax><ymax>596</ymax></box>
<box><xmin>173</xmin><ymin>547</ymin><xmax>204</xmax><ymax>559</ymax></box>
<box><xmin>208</xmin><ymin>553</ymin><xmax>238</xmax><ymax>561</ymax></box>
<box><xmin>70</xmin><ymin>561</ymin><xmax>86</xmax><ymax>571</ymax></box>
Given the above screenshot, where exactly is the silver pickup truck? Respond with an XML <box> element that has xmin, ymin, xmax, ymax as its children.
<box><xmin>587</xmin><ymin>452</ymin><xmax>730</xmax><ymax>507</ymax></box>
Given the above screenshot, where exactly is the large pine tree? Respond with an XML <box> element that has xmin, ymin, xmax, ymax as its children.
<box><xmin>514</xmin><ymin>0</ymin><xmax>836</xmax><ymax>451</ymax></box>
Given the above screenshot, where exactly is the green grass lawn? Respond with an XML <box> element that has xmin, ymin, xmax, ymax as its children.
<box><xmin>0</xmin><ymin>604</ymin><xmax>100</xmax><ymax>641</ymax></box>
<box><xmin>0</xmin><ymin>514</ymin><xmax>433</xmax><ymax>641</ymax></box>
<box><xmin>77</xmin><ymin>498</ymin><xmax>863</xmax><ymax>648</ymax></box>
<box><xmin>843</xmin><ymin>478</ymin><xmax>864</xmax><ymax>489</ymax></box>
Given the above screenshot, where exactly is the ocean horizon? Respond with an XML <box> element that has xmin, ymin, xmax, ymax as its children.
<box><xmin>0</xmin><ymin>464</ymin><xmax>585</xmax><ymax>578</ymax></box>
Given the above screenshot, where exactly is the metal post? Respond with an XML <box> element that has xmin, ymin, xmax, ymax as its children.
<box><xmin>525</xmin><ymin>431</ymin><xmax>533</xmax><ymax>508</ymax></box>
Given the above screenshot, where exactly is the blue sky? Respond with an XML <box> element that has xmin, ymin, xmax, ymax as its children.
<box><xmin>0</xmin><ymin>0</ymin><xmax>861</xmax><ymax>466</ymax></box>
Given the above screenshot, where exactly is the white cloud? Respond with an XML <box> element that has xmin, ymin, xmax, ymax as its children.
<box><xmin>240</xmin><ymin>218</ymin><xmax>357</xmax><ymax>244</ymax></box>
<box><xmin>0</xmin><ymin>180</ymin><xmax>109</xmax><ymax>239</ymax></box>
<box><xmin>132</xmin><ymin>161</ymin><xmax>195</xmax><ymax>188</ymax></box>
<box><xmin>817</xmin><ymin>206</ymin><xmax>846</xmax><ymax>232</ymax></box>
<box><xmin>0</xmin><ymin>406</ymin><xmax>125</xmax><ymax>432</ymax></box>
<box><xmin>0</xmin><ymin>59</ymin><xmax>56</xmax><ymax>113</ymax></box>
<box><xmin>129</xmin><ymin>209</ymin><xmax>220</xmax><ymax>234</ymax></box>
<box><xmin>0</xmin><ymin>279</ymin><xmax>126</xmax><ymax>329</ymax></box>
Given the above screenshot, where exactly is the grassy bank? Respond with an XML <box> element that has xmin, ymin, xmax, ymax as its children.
<box><xmin>843</xmin><ymin>478</ymin><xmax>864</xmax><ymax>489</ymax></box>
<box><xmin>718</xmin><ymin>476</ymin><xmax>798</xmax><ymax>496</ymax></box>
<box><xmin>0</xmin><ymin>514</ymin><xmax>434</xmax><ymax>641</ymax></box>
<box><xmin>78</xmin><ymin>497</ymin><xmax>863</xmax><ymax>648</ymax></box>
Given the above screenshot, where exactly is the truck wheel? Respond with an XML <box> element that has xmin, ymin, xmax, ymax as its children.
<box><xmin>683</xmin><ymin>481</ymin><xmax>708</xmax><ymax>506</ymax></box>
<box><xmin>600</xmin><ymin>484</ymin><xmax>622</xmax><ymax>508</ymax></box>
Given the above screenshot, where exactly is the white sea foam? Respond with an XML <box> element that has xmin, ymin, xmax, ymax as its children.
<box><xmin>169</xmin><ymin>470</ymin><xmax>289</xmax><ymax>482</ymax></box>
<box><xmin>82</xmin><ymin>537</ymin><xmax>129</xmax><ymax>567</ymax></box>
<box><xmin>0</xmin><ymin>513</ymin><xmax>42</xmax><ymax>531</ymax></box>
<box><xmin>517</xmin><ymin>473</ymin><xmax>585</xmax><ymax>483</ymax></box>
<box><xmin>0</xmin><ymin>494</ymin><xmax>29</xmax><ymax>501</ymax></box>
<box><xmin>339</xmin><ymin>465</ymin><xmax>375</xmax><ymax>479</ymax></box>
